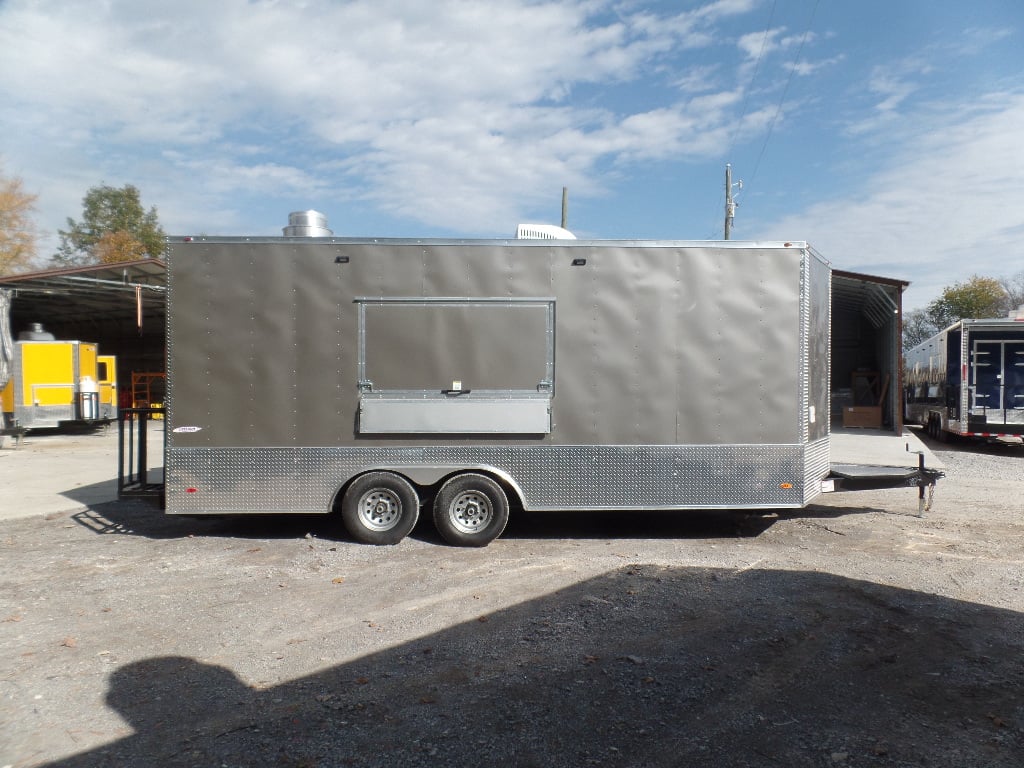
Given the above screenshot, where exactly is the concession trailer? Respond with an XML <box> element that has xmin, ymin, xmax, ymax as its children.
<box><xmin>158</xmin><ymin>232</ymin><xmax>941</xmax><ymax>546</ymax></box>
<box><xmin>0</xmin><ymin>321</ymin><xmax>116</xmax><ymax>435</ymax></box>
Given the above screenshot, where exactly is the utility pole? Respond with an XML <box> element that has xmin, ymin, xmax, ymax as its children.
<box><xmin>561</xmin><ymin>186</ymin><xmax>568</xmax><ymax>229</ymax></box>
<box><xmin>724</xmin><ymin>164</ymin><xmax>741</xmax><ymax>240</ymax></box>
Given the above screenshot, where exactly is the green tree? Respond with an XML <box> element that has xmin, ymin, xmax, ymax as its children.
<box><xmin>925</xmin><ymin>275</ymin><xmax>1008</xmax><ymax>329</ymax></box>
<box><xmin>902</xmin><ymin>307</ymin><xmax>938</xmax><ymax>349</ymax></box>
<box><xmin>1000</xmin><ymin>270</ymin><xmax>1024</xmax><ymax>314</ymax></box>
<box><xmin>0</xmin><ymin>167</ymin><xmax>38</xmax><ymax>275</ymax></box>
<box><xmin>94</xmin><ymin>230</ymin><xmax>148</xmax><ymax>264</ymax></box>
<box><xmin>54</xmin><ymin>184</ymin><xmax>165</xmax><ymax>266</ymax></box>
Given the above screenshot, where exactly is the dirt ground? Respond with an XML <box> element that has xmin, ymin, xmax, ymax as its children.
<box><xmin>1</xmin><ymin>429</ymin><xmax>1022</xmax><ymax>767</ymax></box>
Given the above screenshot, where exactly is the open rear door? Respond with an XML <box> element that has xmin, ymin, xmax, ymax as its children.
<box><xmin>831</xmin><ymin>270</ymin><xmax>906</xmax><ymax>434</ymax></box>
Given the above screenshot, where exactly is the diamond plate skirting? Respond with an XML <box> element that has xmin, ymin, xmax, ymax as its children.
<box><xmin>803</xmin><ymin>436</ymin><xmax>830</xmax><ymax>505</ymax></box>
<box><xmin>166</xmin><ymin>443</ymin><xmax>821</xmax><ymax>514</ymax></box>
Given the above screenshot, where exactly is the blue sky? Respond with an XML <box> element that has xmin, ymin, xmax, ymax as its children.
<box><xmin>1</xmin><ymin>0</ymin><xmax>1022</xmax><ymax>308</ymax></box>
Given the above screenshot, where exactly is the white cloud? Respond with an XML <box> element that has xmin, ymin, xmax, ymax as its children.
<box><xmin>671</xmin><ymin>64</ymin><xmax>723</xmax><ymax>94</ymax></box>
<box><xmin>868</xmin><ymin>71</ymin><xmax>919</xmax><ymax>113</ymax></box>
<box><xmin>631</xmin><ymin>0</ymin><xmax>759</xmax><ymax>50</ymax></box>
<box><xmin>737</xmin><ymin>27</ymin><xmax>783</xmax><ymax>60</ymax></box>
<box><xmin>953</xmin><ymin>26</ymin><xmax>1015</xmax><ymax>55</ymax></box>
<box><xmin>6</xmin><ymin>0</ymin><xmax>1009</xmax><ymax>287</ymax></box>
<box><xmin>0</xmin><ymin>0</ymin><xmax>767</xmax><ymax>246</ymax></box>
<box><xmin>762</xmin><ymin>91</ymin><xmax>1024</xmax><ymax>310</ymax></box>
<box><xmin>737</xmin><ymin>25</ymin><xmax>814</xmax><ymax>61</ymax></box>
<box><xmin>842</xmin><ymin>56</ymin><xmax>941</xmax><ymax>137</ymax></box>
<box><xmin>790</xmin><ymin>54</ymin><xmax>844</xmax><ymax>76</ymax></box>
<box><xmin>734</xmin><ymin>24</ymin><xmax>818</xmax><ymax>91</ymax></box>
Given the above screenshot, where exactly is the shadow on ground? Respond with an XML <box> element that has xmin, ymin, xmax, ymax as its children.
<box><xmin>42</xmin><ymin>566</ymin><xmax>1024</xmax><ymax>767</ymax></box>
<box><xmin>69</xmin><ymin>482</ymin><xmax>891</xmax><ymax>546</ymax></box>
<box><xmin>58</xmin><ymin>476</ymin><xmax>120</xmax><ymax>507</ymax></box>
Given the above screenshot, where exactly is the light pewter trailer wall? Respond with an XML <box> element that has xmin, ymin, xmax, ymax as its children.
<box><xmin>164</xmin><ymin>237</ymin><xmax>928</xmax><ymax>546</ymax></box>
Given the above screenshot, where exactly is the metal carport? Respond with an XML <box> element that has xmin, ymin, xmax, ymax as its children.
<box><xmin>0</xmin><ymin>259</ymin><xmax>166</xmax><ymax>405</ymax></box>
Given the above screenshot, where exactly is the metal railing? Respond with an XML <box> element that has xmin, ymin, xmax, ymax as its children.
<box><xmin>118</xmin><ymin>407</ymin><xmax>165</xmax><ymax>499</ymax></box>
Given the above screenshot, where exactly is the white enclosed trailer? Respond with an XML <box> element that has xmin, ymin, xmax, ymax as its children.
<box><xmin>163</xmin><ymin>236</ymin><xmax>940</xmax><ymax>546</ymax></box>
<box><xmin>905</xmin><ymin>313</ymin><xmax>1024</xmax><ymax>443</ymax></box>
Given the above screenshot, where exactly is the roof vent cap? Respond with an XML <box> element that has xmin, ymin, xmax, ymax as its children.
<box><xmin>283</xmin><ymin>210</ymin><xmax>333</xmax><ymax>237</ymax></box>
<box><xmin>515</xmin><ymin>223</ymin><xmax>576</xmax><ymax>240</ymax></box>
<box><xmin>18</xmin><ymin>322</ymin><xmax>56</xmax><ymax>341</ymax></box>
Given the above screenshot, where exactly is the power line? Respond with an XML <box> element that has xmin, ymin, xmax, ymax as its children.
<box><xmin>748</xmin><ymin>0</ymin><xmax>820</xmax><ymax>185</ymax></box>
<box><xmin>704</xmin><ymin>0</ymin><xmax>819</xmax><ymax>238</ymax></box>
<box><xmin>726</xmin><ymin>0</ymin><xmax>778</xmax><ymax>162</ymax></box>
<box><xmin>707</xmin><ymin>1</ymin><xmax>776</xmax><ymax>239</ymax></box>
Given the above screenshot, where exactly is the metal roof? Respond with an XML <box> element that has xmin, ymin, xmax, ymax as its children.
<box><xmin>0</xmin><ymin>259</ymin><xmax>166</xmax><ymax>330</ymax></box>
<box><xmin>832</xmin><ymin>268</ymin><xmax>907</xmax><ymax>330</ymax></box>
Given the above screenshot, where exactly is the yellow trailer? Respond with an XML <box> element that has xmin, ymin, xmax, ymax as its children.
<box><xmin>1</xmin><ymin>339</ymin><xmax>108</xmax><ymax>430</ymax></box>
<box><xmin>97</xmin><ymin>354</ymin><xmax>118</xmax><ymax>420</ymax></box>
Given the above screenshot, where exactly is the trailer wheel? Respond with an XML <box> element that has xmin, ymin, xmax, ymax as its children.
<box><xmin>340</xmin><ymin>472</ymin><xmax>419</xmax><ymax>545</ymax></box>
<box><xmin>433</xmin><ymin>473</ymin><xmax>509</xmax><ymax>547</ymax></box>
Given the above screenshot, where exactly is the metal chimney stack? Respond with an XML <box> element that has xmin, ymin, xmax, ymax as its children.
<box><xmin>283</xmin><ymin>210</ymin><xmax>333</xmax><ymax>237</ymax></box>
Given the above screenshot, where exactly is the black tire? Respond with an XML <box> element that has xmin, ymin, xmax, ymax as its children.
<box><xmin>340</xmin><ymin>472</ymin><xmax>419</xmax><ymax>545</ymax></box>
<box><xmin>432</xmin><ymin>473</ymin><xmax>510</xmax><ymax>547</ymax></box>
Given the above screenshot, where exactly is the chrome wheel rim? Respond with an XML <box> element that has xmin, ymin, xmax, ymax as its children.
<box><xmin>449</xmin><ymin>490</ymin><xmax>493</xmax><ymax>534</ymax></box>
<box><xmin>357</xmin><ymin>488</ymin><xmax>403</xmax><ymax>531</ymax></box>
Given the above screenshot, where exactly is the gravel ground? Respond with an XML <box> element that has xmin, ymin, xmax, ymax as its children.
<box><xmin>1</xmin><ymin>429</ymin><xmax>1022</xmax><ymax>767</ymax></box>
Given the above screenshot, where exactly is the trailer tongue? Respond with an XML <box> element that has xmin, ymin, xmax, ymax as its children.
<box><xmin>827</xmin><ymin>463</ymin><xmax>943</xmax><ymax>515</ymax></box>
<box><xmin>823</xmin><ymin>425</ymin><xmax>945</xmax><ymax>515</ymax></box>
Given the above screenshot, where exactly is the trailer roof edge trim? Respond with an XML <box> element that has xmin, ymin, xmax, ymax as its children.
<box><xmin>167</xmin><ymin>236</ymin><xmax>810</xmax><ymax>249</ymax></box>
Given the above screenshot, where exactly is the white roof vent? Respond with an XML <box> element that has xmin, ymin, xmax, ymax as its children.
<box><xmin>515</xmin><ymin>223</ymin><xmax>576</xmax><ymax>240</ymax></box>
